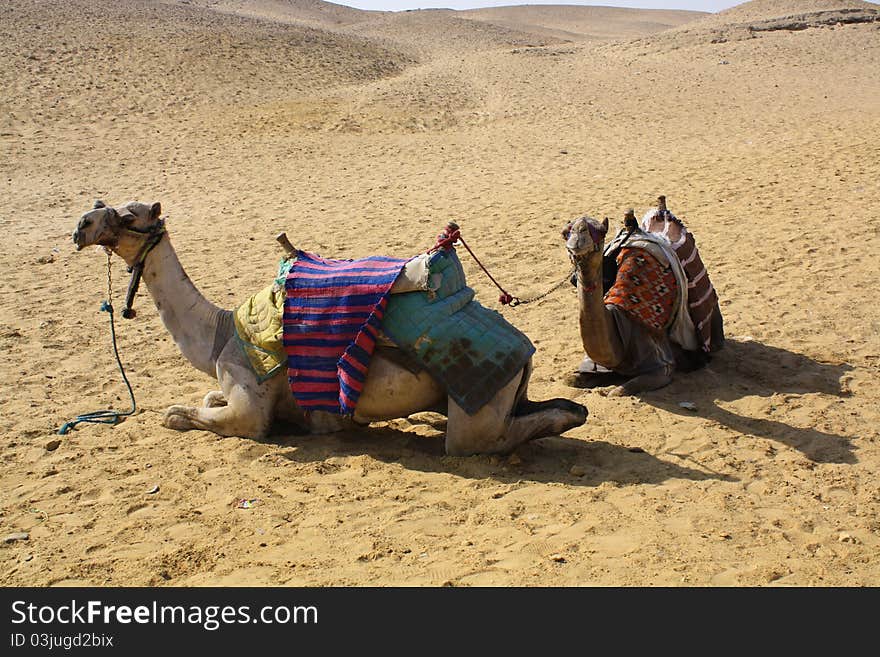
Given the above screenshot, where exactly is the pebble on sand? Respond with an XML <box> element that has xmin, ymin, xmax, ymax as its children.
<box><xmin>45</xmin><ymin>439</ymin><xmax>61</xmax><ymax>451</ymax></box>
<box><xmin>3</xmin><ymin>532</ymin><xmax>30</xmax><ymax>544</ymax></box>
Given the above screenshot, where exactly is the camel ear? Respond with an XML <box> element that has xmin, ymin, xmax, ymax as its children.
<box><xmin>93</xmin><ymin>199</ymin><xmax>106</xmax><ymax>209</ymax></box>
<box><xmin>602</xmin><ymin>217</ymin><xmax>609</xmax><ymax>231</ymax></box>
<box><xmin>150</xmin><ymin>202</ymin><xmax>161</xmax><ymax>222</ymax></box>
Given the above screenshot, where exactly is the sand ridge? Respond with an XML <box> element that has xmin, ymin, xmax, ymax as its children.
<box><xmin>1</xmin><ymin>0</ymin><xmax>879</xmax><ymax>586</ymax></box>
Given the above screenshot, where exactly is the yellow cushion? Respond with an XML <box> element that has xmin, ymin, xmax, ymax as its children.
<box><xmin>233</xmin><ymin>284</ymin><xmax>286</xmax><ymax>380</ymax></box>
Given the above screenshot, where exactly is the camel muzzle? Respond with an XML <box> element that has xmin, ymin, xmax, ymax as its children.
<box><xmin>72</xmin><ymin>227</ymin><xmax>90</xmax><ymax>251</ymax></box>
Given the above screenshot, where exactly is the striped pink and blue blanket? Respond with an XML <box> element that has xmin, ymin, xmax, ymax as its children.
<box><xmin>282</xmin><ymin>251</ymin><xmax>409</xmax><ymax>415</ymax></box>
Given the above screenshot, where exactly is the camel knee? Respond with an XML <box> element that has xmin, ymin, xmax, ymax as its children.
<box><xmin>444</xmin><ymin>427</ymin><xmax>505</xmax><ymax>457</ymax></box>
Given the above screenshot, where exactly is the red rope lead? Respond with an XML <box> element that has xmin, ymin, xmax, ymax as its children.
<box><xmin>428</xmin><ymin>222</ymin><xmax>518</xmax><ymax>305</ymax></box>
<box><xmin>458</xmin><ymin>237</ymin><xmax>517</xmax><ymax>305</ymax></box>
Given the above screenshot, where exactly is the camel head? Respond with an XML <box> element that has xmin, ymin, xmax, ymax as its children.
<box><xmin>73</xmin><ymin>200</ymin><xmax>163</xmax><ymax>265</ymax></box>
<box><xmin>563</xmin><ymin>215</ymin><xmax>608</xmax><ymax>262</ymax></box>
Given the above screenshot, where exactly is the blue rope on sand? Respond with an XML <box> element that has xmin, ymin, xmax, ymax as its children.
<box><xmin>58</xmin><ymin>300</ymin><xmax>137</xmax><ymax>435</ymax></box>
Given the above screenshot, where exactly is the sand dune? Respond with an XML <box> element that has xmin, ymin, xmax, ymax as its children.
<box><xmin>460</xmin><ymin>4</ymin><xmax>706</xmax><ymax>42</ymax></box>
<box><xmin>624</xmin><ymin>0</ymin><xmax>879</xmax><ymax>52</ymax></box>
<box><xmin>340</xmin><ymin>9</ymin><xmax>563</xmax><ymax>58</ymax></box>
<box><xmin>2</xmin><ymin>0</ymin><xmax>880</xmax><ymax>587</ymax></box>
<box><xmin>699</xmin><ymin>0</ymin><xmax>877</xmax><ymax>25</ymax></box>
<box><xmin>167</xmin><ymin>0</ymin><xmax>382</xmax><ymax>28</ymax></box>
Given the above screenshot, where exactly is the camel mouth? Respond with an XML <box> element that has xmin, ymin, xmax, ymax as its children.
<box><xmin>565</xmin><ymin>232</ymin><xmax>599</xmax><ymax>257</ymax></box>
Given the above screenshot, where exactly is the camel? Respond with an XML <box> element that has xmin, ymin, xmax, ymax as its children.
<box><xmin>71</xmin><ymin>200</ymin><xmax>587</xmax><ymax>455</ymax></box>
<box><xmin>563</xmin><ymin>197</ymin><xmax>724</xmax><ymax>397</ymax></box>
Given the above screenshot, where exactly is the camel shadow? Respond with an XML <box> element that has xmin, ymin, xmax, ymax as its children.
<box><xmin>269</xmin><ymin>423</ymin><xmax>737</xmax><ymax>488</ymax></box>
<box><xmin>638</xmin><ymin>338</ymin><xmax>856</xmax><ymax>464</ymax></box>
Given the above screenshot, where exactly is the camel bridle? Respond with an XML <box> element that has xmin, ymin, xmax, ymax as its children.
<box><xmin>119</xmin><ymin>219</ymin><xmax>166</xmax><ymax>319</ymax></box>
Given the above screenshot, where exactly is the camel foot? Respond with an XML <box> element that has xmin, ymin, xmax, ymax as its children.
<box><xmin>515</xmin><ymin>397</ymin><xmax>588</xmax><ymax>423</ymax></box>
<box><xmin>164</xmin><ymin>405</ymin><xmax>198</xmax><ymax>431</ymax></box>
<box><xmin>163</xmin><ymin>403</ymin><xmax>269</xmax><ymax>439</ymax></box>
<box><xmin>203</xmin><ymin>391</ymin><xmax>227</xmax><ymax>408</ymax></box>
<box><xmin>607</xmin><ymin>372</ymin><xmax>673</xmax><ymax>397</ymax></box>
<box><xmin>565</xmin><ymin>371</ymin><xmax>628</xmax><ymax>389</ymax></box>
<box><xmin>606</xmin><ymin>385</ymin><xmax>629</xmax><ymax>397</ymax></box>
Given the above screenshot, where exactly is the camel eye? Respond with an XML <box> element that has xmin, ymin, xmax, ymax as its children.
<box><xmin>81</xmin><ymin>218</ymin><xmax>92</xmax><ymax>228</ymax></box>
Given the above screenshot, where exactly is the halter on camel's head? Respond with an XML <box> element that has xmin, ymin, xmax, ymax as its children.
<box><xmin>73</xmin><ymin>199</ymin><xmax>166</xmax><ymax>319</ymax></box>
<box><xmin>563</xmin><ymin>205</ymin><xmax>642</xmax><ymax>260</ymax></box>
<box><xmin>563</xmin><ymin>214</ymin><xmax>609</xmax><ymax>261</ymax></box>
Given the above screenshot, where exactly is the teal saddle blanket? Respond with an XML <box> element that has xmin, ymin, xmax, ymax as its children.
<box><xmin>382</xmin><ymin>249</ymin><xmax>535</xmax><ymax>415</ymax></box>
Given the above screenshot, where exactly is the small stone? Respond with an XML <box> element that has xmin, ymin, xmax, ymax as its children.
<box><xmin>569</xmin><ymin>465</ymin><xmax>586</xmax><ymax>477</ymax></box>
<box><xmin>678</xmin><ymin>401</ymin><xmax>698</xmax><ymax>411</ymax></box>
<box><xmin>719</xmin><ymin>532</ymin><xmax>732</xmax><ymax>540</ymax></box>
<box><xmin>23</xmin><ymin>554</ymin><xmax>33</xmax><ymax>562</ymax></box>
<box><xmin>3</xmin><ymin>532</ymin><xmax>29</xmax><ymax>544</ymax></box>
<box><xmin>838</xmin><ymin>532</ymin><xmax>858</xmax><ymax>544</ymax></box>
<box><xmin>146</xmin><ymin>485</ymin><xmax>159</xmax><ymax>495</ymax></box>
<box><xmin>550</xmin><ymin>554</ymin><xmax>566</xmax><ymax>563</ymax></box>
<box><xmin>45</xmin><ymin>439</ymin><xmax>61</xmax><ymax>451</ymax></box>
<box><xmin>507</xmin><ymin>454</ymin><xmax>522</xmax><ymax>466</ymax></box>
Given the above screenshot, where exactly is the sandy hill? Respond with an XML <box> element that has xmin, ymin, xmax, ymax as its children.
<box><xmin>166</xmin><ymin>2</ymin><xmax>708</xmax><ymax>57</ymax></box>
<box><xmin>698</xmin><ymin>0</ymin><xmax>877</xmax><ymax>26</ymax></box>
<box><xmin>340</xmin><ymin>9</ymin><xmax>561</xmax><ymax>58</ymax></box>
<box><xmin>615</xmin><ymin>0</ymin><xmax>878</xmax><ymax>53</ymax></box>
<box><xmin>167</xmin><ymin>0</ymin><xmax>382</xmax><ymax>28</ymax></box>
<box><xmin>460</xmin><ymin>4</ymin><xmax>706</xmax><ymax>42</ymax></box>
<box><xmin>0</xmin><ymin>0</ymin><xmax>412</xmax><ymax>135</ymax></box>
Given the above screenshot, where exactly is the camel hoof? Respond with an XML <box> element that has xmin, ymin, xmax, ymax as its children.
<box><xmin>203</xmin><ymin>391</ymin><xmax>227</xmax><ymax>408</ymax></box>
<box><xmin>163</xmin><ymin>405</ymin><xmax>194</xmax><ymax>431</ymax></box>
<box><xmin>606</xmin><ymin>385</ymin><xmax>630</xmax><ymax>398</ymax></box>
<box><xmin>565</xmin><ymin>371</ymin><xmax>627</xmax><ymax>389</ymax></box>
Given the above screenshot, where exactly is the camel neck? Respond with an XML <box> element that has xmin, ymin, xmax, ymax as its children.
<box><xmin>575</xmin><ymin>254</ymin><xmax>623</xmax><ymax>369</ymax></box>
<box><xmin>139</xmin><ymin>236</ymin><xmax>229</xmax><ymax>376</ymax></box>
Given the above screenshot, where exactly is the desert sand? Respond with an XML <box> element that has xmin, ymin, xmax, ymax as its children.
<box><xmin>1</xmin><ymin>0</ymin><xmax>879</xmax><ymax>586</ymax></box>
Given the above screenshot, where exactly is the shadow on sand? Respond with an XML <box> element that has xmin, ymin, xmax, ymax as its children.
<box><xmin>271</xmin><ymin>422</ymin><xmax>736</xmax><ymax>488</ymax></box>
<box><xmin>637</xmin><ymin>338</ymin><xmax>856</xmax><ymax>464</ymax></box>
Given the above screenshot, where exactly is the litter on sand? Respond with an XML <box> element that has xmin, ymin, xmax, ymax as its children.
<box><xmin>235</xmin><ymin>498</ymin><xmax>261</xmax><ymax>509</ymax></box>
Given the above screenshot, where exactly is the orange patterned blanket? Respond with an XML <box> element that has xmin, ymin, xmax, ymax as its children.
<box><xmin>604</xmin><ymin>247</ymin><xmax>678</xmax><ymax>334</ymax></box>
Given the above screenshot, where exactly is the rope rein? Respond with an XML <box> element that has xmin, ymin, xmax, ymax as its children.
<box><xmin>429</xmin><ymin>222</ymin><xmax>574</xmax><ymax>307</ymax></box>
<box><xmin>58</xmin><ymin>252</ymin><xmax>137</xmax><ymax>435</ymax></box>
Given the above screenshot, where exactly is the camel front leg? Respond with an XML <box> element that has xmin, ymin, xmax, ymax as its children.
<box><xmin>163</xmin><ymin>341</ymin><xmax>273</xmax><ymax>440</ymax></box>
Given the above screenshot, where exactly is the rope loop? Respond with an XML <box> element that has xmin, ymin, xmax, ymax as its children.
<box><xmin>58</xmin><ymin>257</ymin><xmax>137</xmax><ymax>435</ymax></box>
